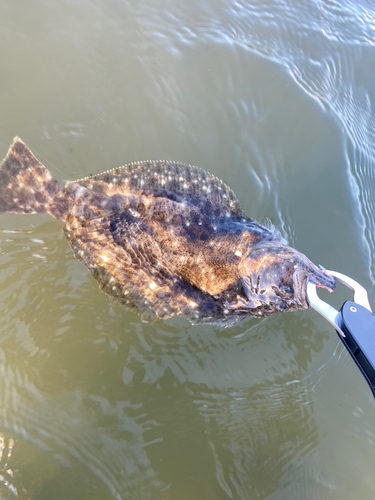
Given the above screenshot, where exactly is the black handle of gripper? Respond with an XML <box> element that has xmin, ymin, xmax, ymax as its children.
<box><xmin>337</xmin><ymin>301</ymin><xmax>375</xmax><ymax>398</ymax></box>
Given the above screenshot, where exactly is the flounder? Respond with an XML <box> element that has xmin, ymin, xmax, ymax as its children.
<box><xmin>0</xmin><ymin>138</ymin><xmax>335</xmax><ymax>326</ymax></box>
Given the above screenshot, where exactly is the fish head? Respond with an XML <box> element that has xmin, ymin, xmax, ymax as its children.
<box><xmin>238</xmin><ymin>241</ymin><xmax>336</xmax><ymax>315</ymax></box>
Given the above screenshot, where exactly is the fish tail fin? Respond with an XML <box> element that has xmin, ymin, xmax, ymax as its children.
<box><xmin>0</xmin><ymin>137</ymin><xmax>63</xmax><ymax>218</ymax></box>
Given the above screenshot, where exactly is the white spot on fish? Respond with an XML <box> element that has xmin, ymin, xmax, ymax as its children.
<box><xmin>75</xmin><ymin>186</ymin><xmax>87</xmax><ymax>199</ymax></box>
<box><xmin>129</xmin><ymin>208</ymin><xmax>140</xmax><ymax>218</ymax></box>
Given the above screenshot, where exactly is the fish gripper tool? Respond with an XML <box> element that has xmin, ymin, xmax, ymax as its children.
<box><xmin>307</xmin><ymin>270</ymin><xmax>375</xmax><ymax>398</ymax></box>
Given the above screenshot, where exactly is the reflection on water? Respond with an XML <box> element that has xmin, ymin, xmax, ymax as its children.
<box><xmin>0</xmin><ymin>434</ymin><xmax>17</xmax><ymax>498</ymax></box>
<box><xmin>1</xmin><ymin>0</ymin><xmax>375</xmax><ymax>498</ymax></box>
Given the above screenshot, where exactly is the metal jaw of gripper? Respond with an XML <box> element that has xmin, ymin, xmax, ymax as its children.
<box><xmin>306</xmin><ymin>270</ymin><xmax>372</xmax><ymax>338</ymax></box>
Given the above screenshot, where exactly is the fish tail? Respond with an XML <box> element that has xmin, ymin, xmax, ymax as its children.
<box><xmin>0</xmin><ymin>137</ymin><xmax>63</xmax><ymax>219</ymax></box>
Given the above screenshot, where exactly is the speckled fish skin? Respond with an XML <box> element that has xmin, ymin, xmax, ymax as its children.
<box><xmin>0</xmin><ymin>138</ymin><xmax>335</xmax><ymax>326</ymax></box>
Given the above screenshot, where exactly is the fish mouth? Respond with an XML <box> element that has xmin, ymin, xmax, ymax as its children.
<box><xmin>307</xmin><ymin>267</ymin><xmax>336</xmax><ymax>293</ymax></box>
<box><xmin>295</xmin><ymin>264</ymin><xmax>336</xmax><ymax>309</ymax></box>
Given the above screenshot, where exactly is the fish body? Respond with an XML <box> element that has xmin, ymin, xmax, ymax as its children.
<box><xmin>0</xmin><ymin>138</ymin><xmax>335</xmax><ymax>326</ymax></box>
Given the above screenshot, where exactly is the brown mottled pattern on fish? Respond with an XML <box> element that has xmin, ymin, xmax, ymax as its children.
<box><xmin>0</xmin><ymin>138</ymin><xmax>335</xmax><ymax>326</ymax></box>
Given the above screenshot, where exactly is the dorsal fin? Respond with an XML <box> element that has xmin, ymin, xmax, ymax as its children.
<box><xmin>74</xmin><ymin>160</ymin><xmax>247</xmax><ymax>217</ymax></box>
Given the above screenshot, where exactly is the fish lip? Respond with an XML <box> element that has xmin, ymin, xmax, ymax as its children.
<box><xmin>296</xmin><ymin>269</ymin><xmax>336</xmax><ymax>309</ymax></box>
<box><xmin>306</xmin><ymin>269</ymin><xmax>336</xmax><ymax>293</ymax></box>
<box><xmin>314</xmin><ymin>282</ymin><xmax>335</xmax><ymax>292</ymax></box>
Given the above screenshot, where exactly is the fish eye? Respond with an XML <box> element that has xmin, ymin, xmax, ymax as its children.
<box><xmin>280</xmin><ymin>284</ymin><xmax>293</xmax><ymax>297</ymax></box>
<box><xmin>275</xmin><ymin>301</ymin><xmax>288</xmax><ymax>312</ymax></box>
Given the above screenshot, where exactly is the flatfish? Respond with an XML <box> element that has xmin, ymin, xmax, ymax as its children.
<box><xmin>0</xmin><ymin>138</ymin><xmax>335</xmax><ymax>326</ymax></box>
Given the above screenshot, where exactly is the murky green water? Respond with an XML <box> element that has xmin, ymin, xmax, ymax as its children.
<box><xmin>1</xmin><ymin>0</ymin><xmax>375</xmax><ymax>498</ymax></box>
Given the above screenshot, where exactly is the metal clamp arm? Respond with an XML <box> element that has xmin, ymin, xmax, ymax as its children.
<box><xmin>307</xmin><ymin>270</ymin><xmax>372</xmax><ymax>338</ymax></box>
<box><xmin>307</xmin><ymin>270</ymin><xmax>375</xmax><ymax>398</ymax></box>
